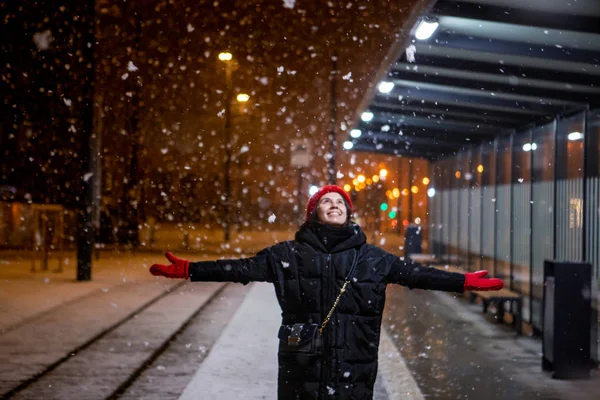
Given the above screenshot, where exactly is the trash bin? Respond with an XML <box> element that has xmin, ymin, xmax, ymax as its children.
<box><xmin>404</xmin><ymin>224</ymin><xmax>422</xmax><ymax>258</ymax></box>
<box><xmin>542</xmin><ymin>260</ymin><xmax>592</xmax><ymax>379</ymax></box>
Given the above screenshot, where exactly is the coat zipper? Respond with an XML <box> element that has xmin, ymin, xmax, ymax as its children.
<box><xmin>319</xmin><ymin>254</ymin><xmax>332</xmax><ymax>399</ymax></box>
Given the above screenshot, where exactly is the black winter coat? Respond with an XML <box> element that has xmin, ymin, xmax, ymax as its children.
<box><xmin>188</xmin><ymin>223</ymin><xmax>465</xmax><ymax>399</ymax></box>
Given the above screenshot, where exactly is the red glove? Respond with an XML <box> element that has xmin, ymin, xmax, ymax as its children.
<box><xmin>464</xmin><ymin>270</ymin><xmax>504</xmax><ymax>291</ymax></box>
<box><xmin>150</xmin><ymin>252</ymin><xmax>190</xmax><ymax>279</ymax></box>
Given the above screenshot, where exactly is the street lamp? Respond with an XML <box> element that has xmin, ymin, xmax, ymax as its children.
<box><xmin>219</xmin><ymin>52</ymin><xmax>234</xmax><ymax>242</ymax></box>
<box><xmin>236</xmin><ymin>93</ymin><xmax>249</xmax><ymax>102</ymax></box>
<box><xmin>218</xmin><ymin>53</ymin><xmax>250</xmax><ymax>242</ymax></box>
<box><xmin>218</xmin><ymin>52</ymin><xmax>232</xmax><ymax>61</ymax></box>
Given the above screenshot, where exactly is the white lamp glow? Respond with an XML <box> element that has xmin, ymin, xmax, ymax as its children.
<box><xmin>343</xmin><ymin>141</ymin><xmax>354</xmax><ymax>150</ymax></box>
<box><xmin>350</xmin><ymin>129</ymin><xmax>362</xmax><ymax>138</ymax></box>
<box><xmin>378</xmin><ymin>81</ymin><xmax>395</xmax><ymax>94</ymax></box>
<box><xmin>361</xmin><ymin>111</ymin><xmax>374</xmax><ymax>122</ymax></box>
<box><xmin>415</xmin><ymin>20</ymin><xmax>439</xmax><ymax>40</ymax></box>
<box><xmin>568</xmin><ymin>131</ymin><xmax>584</xmax><ymax>141</ymax></box>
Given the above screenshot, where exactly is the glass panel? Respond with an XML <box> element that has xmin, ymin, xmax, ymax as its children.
<box><xmin>531</xmin><ymin>122</ymin><xmax>556</xmax><ymax>332</ymax></box>
<box><xmin>468</xmin><ymin>147</ymin><xmax>482</xmax><ymax>272</ymax></box>
<box><xmin>585</xmin><ymin>109</ymin><xmax>600</xmax><ymax>362</ymax></box>
<box><xmin>458</xmin><ymin>153</ymin><xmax>470</xmax><ymax>267</ymax></box>
<box><xmin>448</xmin><ymin>156</ymin><xmax>460</xmax><ymax>263</ymax></box>
<box><xmin>512</xmin><ymin>130</ymin><xmax>532</xmax><ymax>322</ymax></box>
<box><xmin>481</xmin><ymin>141</ymin><xmax>496</xmax><ymax>275</ymax></box>
<box><xmin>495</xmin><ymin>136</ymin><xmax>512</xmax><ymax>281</ymax></box>
<box><xmin>556</xmin><ymin>112</ymin><xmax>585</xmax><ymax>261</ymax></box>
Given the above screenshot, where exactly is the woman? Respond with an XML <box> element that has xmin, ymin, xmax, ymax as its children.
<box><xmin>150</xmin><ymin>185</ymin><xmax>503</xmax><ymax>399</ymax></box>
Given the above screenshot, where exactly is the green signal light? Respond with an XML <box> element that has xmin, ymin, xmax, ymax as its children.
<box><xmin>380</xmin><ymin>203</ymin><xmax>389</xmax><ymax>211</ymax></box>
<box><xmin>388</xmin><ymin>211</ymin><xmax>397</xmax><ymax>219</ymax></box>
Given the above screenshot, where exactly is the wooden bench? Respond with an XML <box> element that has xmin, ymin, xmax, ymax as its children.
<box><xmin>430</xmin><ymin>264</ymin><xmax>463</xmax><ymax>274</ymax></box>
<box><xmin>470</xmin><ymin>289</ymin><xmax>523</xmax><ymax>335</ymax></box>
<box><xmin>408</xmin><ymin>253</ymin><xmax>440</xmax><ymax>265</ymax></box>
<box><xmin>430</xmin><ymin>264</ymin><xmax>523</xmax><ymax>335</ymax></box>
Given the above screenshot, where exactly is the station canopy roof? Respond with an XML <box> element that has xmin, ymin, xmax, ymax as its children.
<box><xmin>350</xmin><ymin>0</ymin><xmax>600</xmax><ymax>160</ymax></box>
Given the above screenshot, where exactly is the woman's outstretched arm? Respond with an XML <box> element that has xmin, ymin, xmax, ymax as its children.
<box><xmin>384</xmin><ymin>251</ymin><xmax>503</xmax><ymax>292</ymax></box>
<box><xmin>150</xmin><ymin>249</ymin><xmax>273</xmax><ymax>284</ymax></box>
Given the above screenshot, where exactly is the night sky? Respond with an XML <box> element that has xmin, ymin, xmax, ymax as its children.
<box><xmin>1</xmin><ymin>0</ymin><xmax>421</xmax><ymax>226</ymax></box>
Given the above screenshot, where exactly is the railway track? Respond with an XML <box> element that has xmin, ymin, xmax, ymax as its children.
<box><xmin>0</xmin><ymin>279</ymin><xmax>247</xmax><ymax>399</ymax></box>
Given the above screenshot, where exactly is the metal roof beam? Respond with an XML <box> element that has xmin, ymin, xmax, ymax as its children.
<box><xmin>350</xmin><ymin>142</ymin><xmax>444</xmax><ymax>160</ymax></box>
<box><xmin>432</xmin><ymin>0</ymin><xmax>600</xmax><ymax>35</ymax></box>
<box><xmin>357</xmin><ymin>121</ymin><xmax>499</xmax><ymax>143</ymax></box>
<box><xmin>387</xmin><ymin>83</ymin><xmax>581</xmax><ymax>114</ymax></box>
<box><xmin>356</xmin><ymin>130</ymin><xmax>476</xmax><ymax>148</ymax></box>
<box><xmin>431</xmin><ymin>31</ymin><xmax>600</xmax><ymax>66</ymax></box>
<box><xmin>393</xmin><ymin>62</ymin><xmax>600</xmax><ymax>96</ymax></box>
<box><xmin>383</xmin><ymin>96</ymin><xmax>550</xmax><ymax>119</ymax></box>
<box><xmin>370</xmin><ymin>100</ymin><xmax>525</xmax><ymax>126</ymax></box>
<box><xmin>389</xmin><ymin>66</ymin><xmax>600</xmax><ymax>104</ymax></box>
<box><xmin>365</xmin><ymin>112</ymin><xmax>502</xmax><ymax>135</ymax></box>
<box><xmin>413</xmin><ymin>44</ymin><xmax>600</xmax><ymax>76</ymax></box>
<box><xmin>395</xmin><ymin>55</ymin><xmax>600</xmax><ymax>87</ymax></box>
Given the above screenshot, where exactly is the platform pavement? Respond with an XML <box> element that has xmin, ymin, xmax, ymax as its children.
<box><xmin>4</xmin><ymin>230</ymin><xmax>598</xmax><ymax>399</ymax></box>
<box><xmin>177</xmin><ymin>282</ymin><xmax>423</xmax><ymax>400</ymax></box>
<box><xmin>0</xmin><ymin>230</ymin><xmax>422</xmax><ymax>399</ymax></box>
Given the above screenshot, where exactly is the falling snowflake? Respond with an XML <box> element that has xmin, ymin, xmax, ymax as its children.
<box><xmin>187</xmin><ymin>24</ymin><xmax>195</xmax><ymax>32</ymax></box>
<box><xmin>240</xmin><ymin>145</ymin><xmax>249</xmax><ymax>154</ymax></box>
<box><xmin>283</xmin><ymin>0</ymin><xmax>296</xmax><ymax>9</ymax></box>
<box><xmin>63</xmin><ymin>98</ymin><xmax>72</xmax><ymax>107</ymax></box>
<box><xmin>282</xmin><ymin>261</ymin><xmax>290</xmax><ymax>268</ymax></box>
<box><xmin>83</xmin><ymin>172</ymin><xmax>93</xmax><ymax>182</ymax></box>
<box><xmin>268</xmin><ymin>214</ymin><xmax>277</xmax><ymax>223</ymax></box>
<box><xmin>33</xmin><ymin>30</ymin><xmax>52</xmax><ymax>50</ymax></box>
<box><xmin>405</xmin><ymin>44</ymin><xmax>416</xmax><ymax>63</ymax></box>
<box><xmin>127</xmin><ymin>61</ymin><xmax>138</xmax><ymax>72</ymax></box>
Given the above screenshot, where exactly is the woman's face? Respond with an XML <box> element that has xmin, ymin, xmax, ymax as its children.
<box><xmin>316</xmin><ymin>192</ymin><xmax>347</xmax><ymax>226</ymax></box>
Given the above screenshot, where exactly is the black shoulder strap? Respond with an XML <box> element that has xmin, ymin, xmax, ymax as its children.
<box><xmin>344</xmin><ymin>250</ymin><xmax>359</xmax><ymax>281</ymax></box>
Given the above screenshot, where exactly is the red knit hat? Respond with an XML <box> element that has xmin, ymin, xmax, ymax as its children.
<box><xmin>306</xmin><ymin>185</ymin><xmax>353</xmax><ymax>221</ymax></box>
